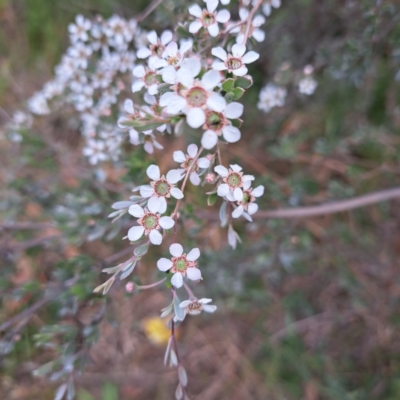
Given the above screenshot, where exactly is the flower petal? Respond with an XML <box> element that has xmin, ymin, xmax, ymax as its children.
<box><xmin>222</xmin><ymin>125</ymin><xmax>241</xmax><ymax>143</ymax></box>
<box><xmin>207</xmin><ymin>92</ymin><xmax>226</xmax><ymax>112</ymax></box>
<box><xmin>211</xmin><ymin>47</ymin><xmax>228</xmax><ymax>61</ymax></box>
<box><xmin>131</xmin><ymin>81</ymin><xmax>145</xmax><ymax>93</ymax></box>
<box><xmin>159</xmin><ymin>216</ymin><xmax>175</xmax><ymax>229</ymax></box>
<box><xmin>160</xmin><ymin>30</ymin><xmax>173</xmax><ymax>45</ymax></box>
<box><xmin>149</xmin><ymin>229</ymin><xmax>162</xmax><ymax>245</ymax></box>
<box><xmin>187</xmin><ymin>247</ymin><xmax>200</xmax><ymax>261</ymax></box>
<box><xmin>127</xmin><ymin>226</ymin><xmax>145</xmax><ymax>241</ymax></box>
<box><xmin>232</xmin><ymin>44</ymin><xmax>246</xmax><ymax>57</ymax></box>
<box><xmin>147</xmin><ymin>30</ymin><xmax>158</xmax><ymax>45</ymax></box>
<box><xmin>216</xmin><ymin>9</ymin><xmax>230</xmax><ymax>23</ymax></box>
<box><xmin>187</xmin><ymin>267</ymin><xmax>202</xmax><ymax>281</ymax></box>
<box><xmin>198</xmin><ymin>157</ymin><xmax>211</xmax><ymax>168</ymax></box>
<box><xmin>242</xmin><ymin>51</ymin><xmax>260</xmax><ymax>64</ymax></box>
<box><xmin>189</xmin><ymin>172</ymin><xmax>201</xmax><ymax>186</ymax></box>
<box><xmin>233</xmin><ymin>66</ymin><xmax>248</xmax><ymax>76</ymax></box>
<box><xmin>147</xmin><ymin>196</ymin><xmax>161</xmax><ymax>213</ymax></box>
<box><xmin>201</xmin><ymin>70</ymin><xmax>222</xmax><ymax>90</ymax></box>
<box><xmin>252</xmin><ymin>185</ymin><xmax>264</xmax><ymax>197</ymax></box>
<box><xmin>128</xmin><ymin>204</ymin><xmax>145</xmax><ymax>218</ymax></box>
<box><xmin>201</xmin><ymin>130</ymin><xmax>218</xmax><ymax>149</ymax></box>
<box><xmin>252</xmin><ymin>29</ymin><xmax>265</xmax><ymax>42</ymax></box>
<box><xmin>212</xmin><ymin>61</ymin><xmax>227</xmax><ymax>71</ymax></box>
<box><xmin>124</xmin><ymin>99</ymin><xmax>134</xmax><ymax>114</ymax></box>
<box><xmin>232</xmin><ymin>205</ymin><xmax>244</xmax><ymax>218</ymax></box>
<box><xmin>225</xmin><ymin>102</ymin><xmax>244</xmax><ymax>119</ymax></box>
<box><xmin>170</xmin><ymin>187</ymin><xmax>184</xmax><ymax>199</ymax></box>
<box><xmin>233</xmin><ymin>187</ymin><xmax>243</xmax><ymax>201</ymax></box>
<box><xmin>170</xmin><ymin>243</ymin><xmax>183</xmax><ymax>257</ymax></box>
<box><xmin>217</xmin><ymin>183</ymin><xmax>230</xmax><ymax>197</ymax></box>
<box><xmin>230</xmin><ymin>164</ymin><xmax>242</xmax><ymax>172</ymax></box>
<box><xmin>137</xmin><ymin>47</ymin><xmax>152</xmax><ymax>59</ymax></box>
<box><xmin>248</xmin><ymin>203</ymin><xmax>259</xmax><ymax>215</ymax></box>
<box><xmin>207</xmin><ymin>23</ymin><xmax>219</xmax><ymax>37</ymax></box>
<box><xmin>187</xmin><ymin>143</ymin><xmax>198</xmax><ymax>158</ymax></box>
<box><xmin>214</xmin><ymin>165</ymin><xmax>229</xmax><ymax>177</ymax></box>
<box><xmin>188</xmin><ymin>4</ymin><xmax>202</xmax><ymax>18</ymax></box>
<box><xmin>147</xmin><ymin>164</ymin><xmax>160</xmax><ymax>181</ymax></box>
<box><xmin>171</xmin><ymin>273</ymin><xmax>183</xmax><ymax>288</ymax></box>
<box><xmin>166</xmin><ymin>169</ymin><xmax>184</xmax><ymax>184</ymax></box>
<box><xmin>173</xmin><ymin>150</ymin><xmax>186</xmax><ymax>163</ymax></box>
<box><xmin>158</xmin><ymin>197</ymin><xmax>167</xmax><ymax>214</ymax></box>
<box><xmin>140</xmin><ymin>185</ymin><xmax>154</xmax><ymax>198</ymax></box>
<box><xmin>133</xmin><ymin>65</ymin><xmax>146</xmax><ymax>78</ymax></box>
<box><xmin>203</xmin><ymin>304</ymin><xmax>217</xmax><ymax>313</ymax></box>
<box><xmin>157</xmin><ymin>257</ymin><xmax>173</xmax><ymax>271</ymax></box>
<box><xmin>161</xmin><ymin>66</ymin><xmax>177</xmax><ymax>84</ymax></box>
<box><xmin>189</xmin><ymin>20</ymin><xmax>202</xmax><ymax>34</ymax></box>
<box><xmin>186</xmin><ymin>108</ymin><xmax>206</xmax><ymax>128</ymax></box>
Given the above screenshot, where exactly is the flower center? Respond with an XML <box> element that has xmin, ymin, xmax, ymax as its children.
<box><xmin>187</xmin><ymin>301</ymin><xmax>202</xmax><ymax>312</ymax></box>
<box><xmin>155</xmin><ymin>180</ymin><xmax>170</xmax><ymax>196</ymax></box>
<box><xmin>242</xmin><ymin>191</ymin><xmax>250</xmax><ymax>204</ymax></box>
<box><xmin>142</xmin><ymin>213</ymin><xmax>158</xmax><ymax>230</ymax></box>
<box><xmin>167</xmin><ymin>53</ymin><xmax>181</xmax><ymax>66</ymax></box>
<box><xmin>227</xmin><ymin>173</ymin><xmax>242</xmax><ymax>188</ymax></box>
<box><xmin>174</xmin><ymin>257</ymin><xmax>188</xmax><ymax>272</ymax></box>
<box><xmin>144</xmin><ymin>71</ymin><xmax>158</xmax><ymax>86</ymax></box>
<box><xmin>202</xmin><ymin>11</ymin><xmax>216</xmax><ymax>27</ymax></box>
<box><xmin>182</xmin><ymin>157</ymin><xmax>198</xmax><ymax>171</ymax></box>
<box><xmin>226</xmin><ymin>57</ymin><xmax>242</xmax><ymax>70</ymax></box>
<box><xmin>205</xmin><ymin>111</ymin><xmax>225</xmax><ymax>131</ymax></box>
<box><xmin>186</xmin><ymin>87</ymin><xmax>208</xmax><ymax>107</ymax></box>
<box><xmin>150</xmin><ymin>43</ymin><xmax>164</xmax><ymax>57</ymax></box>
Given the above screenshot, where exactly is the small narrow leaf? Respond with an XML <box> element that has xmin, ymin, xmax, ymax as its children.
<box><xmin>219</xmin><ymin>201</ymin><xmax>228</xmax><ymax>227</ymax></box>
<box><xmin>54</xmin><ymin>384</ymin><xmax>67</xmax><ymax>400</ymax></box>
<box><xmin>173</xmin><ymin>295</ymin><xmax>185</xmax><ymax>321</ymax></box>
<box><xmin>207</xmin><ymin>193</ymin><xmax>218</xmax><ymax>206</ymax></box>
<box><xmin>175</xmin><ymin>383</ymin><xmax>183</xmax><ymax>400</ymax></box>
<box><xmin>134</xmin><ymin>243</ymin><xmax>149</xmax><ymax>256</ymax></box>
<box><xmin>164</xmin><ymin>336</ymin><xmax>173</xmax><ymax>366</ymax></box>
<box><xmin>170</xmin><ymin>349</ymin><xmax>178</xmax><ymax>367</ymax></box>
<box><xmin>178</xmin><ymin>365</ymin><xmax>188</xmax><ymax>387</ymax></box>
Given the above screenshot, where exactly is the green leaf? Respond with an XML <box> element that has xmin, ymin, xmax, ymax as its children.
<box><xmin>134</xmin><ymin>243</ymin><xmax>149</xmax><ymax>256</ymax></box>
<box><xmin>222</xmin><ymin>78</ymin><xmax>235</xmax><ymax>92</ymax></box>
<box><xmin>231</xmin><ymin>118</ymin><xmax>243</xmax><ymax>128</ymax></box>
<box><xmin>175</xmin><ymin>25</ymin><xmax>193</xmax><ymax>39</ymax></box>
<box><xmin>232</xmin><ymin>87</ymin><xmax>245</xmax><ymax>100</ymax></box>
<box><xmin>207</xmin><ymin>193</ymin><xmax>218</xmax><ymax>206</ymax></box>
<box><xmin>234</xmin><ymin>76</ymin><xmax>253</xmax><ymax>89</ymax></box>
<box><xmin>118</xmin><ymin>119</ymin><xmax>165</xmax><ymax>131</ymax></box>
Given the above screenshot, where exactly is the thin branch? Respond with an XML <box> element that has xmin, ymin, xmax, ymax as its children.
<box><xmin>243</xmin><ymin>0</ymin><xmax>263</xmax><ymax>45</ymax></box>
<box><xmin>0</xmin><ymin>222</ymin><xmax>54</xmax><ymax>230</ymax></box>
<box><xmin>199</xmin><ymin>187</ymin><xmax>400</xmax><ymax>220</ymax></box>
<box><xmin>136</xmin><ymin>0</ymin><xmax>164</xmax><ymax>22</ymax></box>
<box><xmin>0</xmin><ymin>246</ymin><xmax>133</xmax><ymax>332</ymax></box>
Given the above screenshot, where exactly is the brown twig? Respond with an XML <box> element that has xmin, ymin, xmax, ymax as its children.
<box><xmin>198</xmin><ymin>187</ymin><xmax>400</xmax><ymax>220</ymax></box>
<box><xmin>0</xmin><ymin>246</ymin><xmax>133</xmax><ymax>333</ymax></box>
<box><xmin>136</xmin><ymin>0</ymin><xmax>164</xmax><ymax>22</ymax></box>
<box><xmin>0</xmin><ymin>222</ymin><xmax>54</xmax><ymax>230</ymax></box>
<box><xmin>242</xmin><ymin>0</ymin><xmax>263</xmax><ymax>45</ymax></box>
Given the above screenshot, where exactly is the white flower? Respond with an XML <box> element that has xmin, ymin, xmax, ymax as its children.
<box><xmin>104</xmin><ymin>15</ymin><xmax>134</xmax><ymax>48</ymax></box>
<box><xmin>131</xmin><ymin>58</ymin><xmax>161</xmax><ymax>95</ymax></box>
<box><xmin>261</xmin><ymin>0</ymin><xmax>282</xmax><ymax>16</ymax></box>
<box><xmin>67</xmin><ymin>43</ymin><xmax>93</xmax><ymax>70</ymax></box>
<box><xmin>137</xmin><ymin>30</ymin><xmax>173</xmax><ymax>62</ymax></box>
<box><xmin>232</xmin><ymin>182</ymin><xmax>264</xmax><ymax>220</ymax></box>
<box><xmin>179</xmin><ymin>298</ymin><xmax>217</xmax><ymax>316</ymax></box>
<box><xmin>173</xmin><ymin>144</ymin><xmax>211</xmax><ymax>186</ymax></box>
<box><xmin>27</xmin><ymin>93</ymin><xmax>50</xmax><ymax>115</ymax></box>
<box><xmin>68</xmin><ymin>15</ymin><xmax>92</xmax><ymax>43</ymax></box>
<box><xmin>160</xmin><ymin>60</ymin><xmax>226</xmax><ymax>129</ymax></box>
<box><xmin>129</xmin><ymin>129</ymin><xmax>164</xmax><ymax>154</ymax></box>
<box><xmin>298</xmin><ymin>76</ymin><xmax>318</xmax><ymax>95</ymax></box>
<box><xmin>157</xmin><ymin>243</ymin><xmax>202</xmax><ymax>288</ymax></box>
<box><xmin>257</xmin><ymin>83</ymin><xmax>287</xmax><ymax>113</ymax></box>
<box><xmin>200</xmin><ymin>102</ymin><xmax>243</xmax><ymax>149</ymax></box>
<box><xmin>212</xmin><ymin>44</ymin><xmax>259</xmax><ymax>76</ymax></box>
<box><xmin>231</xmin><ymin>8</ymin><xmax>266</xmax><ymax>44</ymax></box>
<box><xmin>154</xmin><ymin>40</ymin><xmax>193</xmax><ymax>69</ymax></box>
<box><xmin>128</xmin><ymin>201</ymin><xmax>175</xmax><ymax>245</ymax></box>
<box><xmin>140</xmin><ymin>165</ymin><xmax>184</xmax><ymax>213</ymax></box>
<box><xmin>214</xmin><ymin>164</ymin><xmax>254</xmax><ymax>201</ymax></box>
<box><xmin>82</xmin><ymin>139</ymin><xmax>108</xmax><ymax>165</ymax></box>
<box><xmin>188</xmin><ymin>1</ymin><xmax>231</xmax><ymax>37</ymax></box>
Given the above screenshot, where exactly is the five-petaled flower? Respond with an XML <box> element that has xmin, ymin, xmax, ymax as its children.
<box><xmin>157</xmin><ymin>243</ymin><xmax>202</xmax><ymax>288</ymax></box>
<box><xmin>127</xmin><ymin>201</ymin><xmax>175</xmax><ymax>245</ymax></box>
<box><xmin>173</xmin><ymin>144</ymin><xmax>211</xmax><ymax>186</ymax></box>
<box><xmin>232</xmin><ymin>182</ymin><xmax>264</xmax><ymax>219</ymax></box>
<box><xmin>179</xmin><ymin>298</ymin><xmax>217</xmax><ymax>316</ymax></box>
<box><xmin>140</xmin><ymin>165</ymin><xmax>184</xmax><ymax>213</ymax></box>
<box><xmin>214</xmin><ymin>164</ymin><xmax>254</xmax><ymax>201</ymax></box>
<box><xmin>211</xmin><ymin>44</ymin><xmax>259</xmax><ymax>76</ymax></box>
<box><xmin>188</xmin><ymin>0</ymin><xmax>230</xmax><ymax>37</ymax></box>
